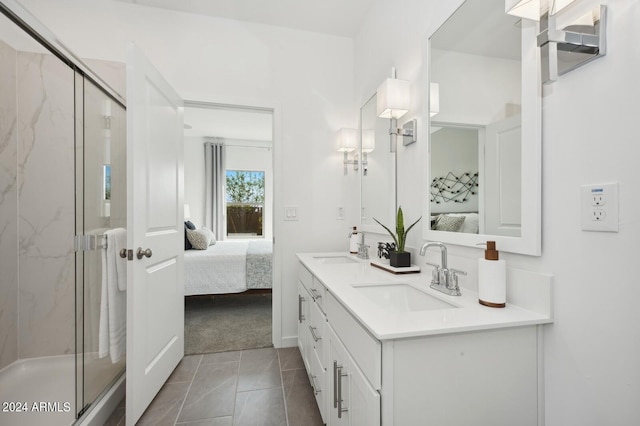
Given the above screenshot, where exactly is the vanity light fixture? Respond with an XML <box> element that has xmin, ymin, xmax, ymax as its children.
<box><xmin>505</xmin><ymin>0</ymin><xmax>607</xmax><ymax>84</ymax></box>
<box><xmin>337</xmin><ymin>128</ymin><xmax>358</xmax><ymax>175</ymax></box>
<box><xmin>376</xmin><ymin>68</ymin><xmax>416</xmax><ymax>152</ymax></box>
<box><xmin>361</xmin><ymin>129</ymin><xmax>375</xmax><ymax>176</ymax></box>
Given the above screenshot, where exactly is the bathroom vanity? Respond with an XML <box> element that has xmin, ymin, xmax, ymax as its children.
<box><xmin>297</xmin><ymin>252</ymin><xmax>552</xmax><ymax>426</ymax></box>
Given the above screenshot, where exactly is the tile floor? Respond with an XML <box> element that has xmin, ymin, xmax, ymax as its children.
<box><xmin>104</xmin><ymin>347</ymin><xmax>323</xmax><ymax>425</ymax></box>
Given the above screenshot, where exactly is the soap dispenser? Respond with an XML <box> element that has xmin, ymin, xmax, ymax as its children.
<box><xmin>349</xmin><ymin>226</ymin><xmax>359</xmax><ymax>254</ymax></box>
<box><xmin>478</xmin><ymin>241</ymin><xmax>506</xmax><ymax>308</ymax></box>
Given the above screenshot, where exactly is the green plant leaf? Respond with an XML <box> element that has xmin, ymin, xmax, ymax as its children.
<box><xmin>373</xmin><ymin>217</ymin><xmax>399</xmax><ymax>248</ymax></box>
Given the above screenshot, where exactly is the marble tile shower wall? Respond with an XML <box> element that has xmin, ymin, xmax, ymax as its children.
<box><xmin>0</xmin><ymin>48</ymin><xmax>76</xmax><ymax>364</ymax></box>
<box><xmin>17</xmin><ymin>51</ymin><xmax>76</xmax><ymax>359</ymax></box>
<box><xmin>0</xmin><ymin>39</ymin><xmax>19</xmax><ymax>370</ymax></box>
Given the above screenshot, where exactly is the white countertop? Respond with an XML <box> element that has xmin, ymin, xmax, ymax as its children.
<box><xmin>297</xmin><ymin>252</ymin><xmax>553</xmax><ymax>341</ymax></box>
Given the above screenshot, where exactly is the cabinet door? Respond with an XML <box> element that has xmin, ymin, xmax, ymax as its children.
<box><xmin>297</xmin><ymin>281</ymin><xmax>311</xmax><ymax>371</ymax></box>
<box><xmin>328</xmin><ymin>326</ymin><xmax>380</xmax><ymax>426</ymax></box>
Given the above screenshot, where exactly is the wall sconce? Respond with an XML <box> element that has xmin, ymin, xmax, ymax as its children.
<box><xmin>430</xmin><ymin>83</ymin><xmax>440</xmax><ymax>117</ymax></box>
<box><xmin>361</xmin><ymin>129</ymin><xmax>375</xmax><ymax>176</ymax></box>
<box><xmin>337</xmin><ymin>128</ymin><xmax>358</xmax><ymax>175</ymax></box>
<box><xmin>376</xmin><ymin>69</ymin><xmax>416</xmax><ymax>152</ymax></box>
<box><xmin>505</xmin><ymin>0</ymin><xmax>607</xmax><ymax>84</ymax></box>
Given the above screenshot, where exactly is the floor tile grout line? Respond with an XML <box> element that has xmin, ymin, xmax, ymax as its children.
<box><xmin>278</xmin><ymin>349</ymin><xmax>291</xmax><ymax>426</ymax></box>
<box><xmin>231</xmin><ymin>349</ymin><xmax>243</xmax><ymax>423</ymax></box>
<box><xmin>172</xmin><ymin>354</ymin><xmax>203</xmax><ymax>426</ymax></box>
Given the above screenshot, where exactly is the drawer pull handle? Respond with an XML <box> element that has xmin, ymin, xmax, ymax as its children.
<box><xmin>333</xmin><ymin>361</ymin><xmax>340</xmax><ymax>408</ymax></box>
<box><xmin>298</xmin><ymin>295</ymin><xmax>306</xmax><ymax>323</ymax></box>
<box><xmin>310</xmin><ymin>288</ymin><xmax>322</xmax><ymax>300</ymax></box>
<box><xmin>309</xmin><ymin>373</ymin><xmax>321</xmax><ymax>395</ymax></box>
<box><xmin>337</xmin><ymin>365</ymin><xmax>348</xmax><ymax>418</ymax></box>
<box><xmin>309</xmin><ymin>325</ymin><xmax>321</xmax><ymax>342</ymax></box>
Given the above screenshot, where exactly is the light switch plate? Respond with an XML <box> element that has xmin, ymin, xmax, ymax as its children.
<box><xmin>580</xmin><ymin>183</ymin><xmax>618</xmax><ymax>232</ymax></box>
<box><xmin>284</xmin><ymin>206</ymin><xmax>298</xmax><ymax>221</ymax></box>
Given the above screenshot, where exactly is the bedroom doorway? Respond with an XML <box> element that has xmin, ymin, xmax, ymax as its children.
<box><xmin>182</xmin><ymin>102</ymin><xmax>275</xmax><ymax>354</ymax></box>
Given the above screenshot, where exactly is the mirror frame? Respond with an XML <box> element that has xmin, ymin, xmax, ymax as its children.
<box><xmin>360</xmin><ymin>93</ymin><xmax>397</xmax><ymax>235</ymax></box>
<box><xmin>423</xmin><ymin>4</ymin><xmax>541</xmax><ymax>256</ymax></box>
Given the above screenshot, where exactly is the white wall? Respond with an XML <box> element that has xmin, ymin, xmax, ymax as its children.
<box><xmin>17</xmin><ymin>0</ymin><xmax>359</xmax><ymax>348</ymax></box>
<box><xmin>354</xmin><ymin>0</ymin><xmax>640</xmax><ymax>425</ymax></box>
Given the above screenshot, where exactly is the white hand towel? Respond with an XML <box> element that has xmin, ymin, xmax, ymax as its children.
<box><xmin>109</xmin><ymin>228</ymin><xmax>128</xmax><ymax>291</ymax></box>
<box><xmin>98</xmin><ymin>228</ymin><xmax>128</xmax><ymax>363</ymax></box>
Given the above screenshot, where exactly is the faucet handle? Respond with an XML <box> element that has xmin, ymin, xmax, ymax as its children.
<box><xmin>450</xmin><ymin>268</ymin><xmax>467</xmax><ymax>276</ymax></box>
<box><xmin>424</xmin><ymin>261</ymin><xmax>440</xmax><ymax>269</ymax></box>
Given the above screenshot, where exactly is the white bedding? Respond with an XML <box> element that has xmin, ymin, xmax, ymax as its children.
<box><xmin>184</xmin><ymin>240</ymin><xmax>272</xmax><ymax>296</ymax></box>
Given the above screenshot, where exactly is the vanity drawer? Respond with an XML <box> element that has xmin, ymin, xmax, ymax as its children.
<box><xmin>309</xmin><ymin>277</ymin><xmax>326</xmax><ymax>312</ymax></box>
<box><xmin>326</xmin><ymin>292</ymin><xmax>381</xmax><ymax>390</ymax></box>
<box><xmin>309</xmin><ymin>346</ymin><xmax>327</xmax><ymax>424</ymax></box>
<box><xmin>310</xmin><ymin>300</ymin><xmax>327</xmax><ymax>368</ymax></box>
<box><xmin>298</xmin><ymin>264</ymin><xmax>313</xmax><ymax>292</ymax></box>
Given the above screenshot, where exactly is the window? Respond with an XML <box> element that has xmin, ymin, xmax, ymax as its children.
<box><xmin>225</xmin><ymin>170</ymin><xmax>265</xmax><ymax>238</ymax></box>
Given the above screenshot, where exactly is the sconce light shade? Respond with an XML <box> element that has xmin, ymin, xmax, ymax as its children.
<box><xmin>337</xmin><ymin>128</ymin><xmax>357</xmax><ymax>152</ymax></box>
<box><xmin>429</xmin><ymin>83</ymin><xmax>440</xmax><ymax>117</ymax></box>
<box><xmin>184</xmin><ymin>204</ymin><xmax>191</xmax><ymax>220</ymax></box>
<box><xmin>505</xmin><ymin>0</ymin><xmax>577</xmax><ymax>21</ymax></box>
<box><xmin>362</xmin><ymin>129</ymin><xmax>375</xmax><ymax>153</ymax></box>
<box><xmin>376</xmin><ymin>78</ymin><xmax>410</xmax><ymax>119</ymax></box>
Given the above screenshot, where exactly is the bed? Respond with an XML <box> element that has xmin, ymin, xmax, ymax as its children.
<box><xmin>431</xmin><ymin>212</ymin><xmax>479</xmax><ymax>234</ymax></box>
<box><xmin>183</xmin><ymin>240</ymin><xmax>272</xmax><ymax>296</ymax></box>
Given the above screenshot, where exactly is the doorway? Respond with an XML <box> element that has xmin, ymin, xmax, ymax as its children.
<box><xmin>182</xmin><ymin>102</ymin><xmax>276</xmax><ymax>354</ymax></box>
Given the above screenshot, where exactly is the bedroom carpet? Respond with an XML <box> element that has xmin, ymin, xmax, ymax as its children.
<box><xmin>184</xmin><ymin>293</ymin><xmax>272</xmax><ymax>354</ymax></box>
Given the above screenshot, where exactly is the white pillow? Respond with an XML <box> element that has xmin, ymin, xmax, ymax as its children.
<box><xmin>186</xmin><ymin>228</ymin><xmax>215</xmax><ymax>249</ymax></box>
<box><xmin>447</xmin><ymin>213</ymin><xmax>479</xmax><ymax>234</ymax></box>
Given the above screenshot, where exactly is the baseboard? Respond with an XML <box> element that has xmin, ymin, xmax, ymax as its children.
<box><xmin>278</xmin><ymin>336</ymin><xmax>298</xmax><ymax>349</ymax></box>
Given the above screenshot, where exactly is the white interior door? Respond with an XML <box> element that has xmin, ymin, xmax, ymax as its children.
<box><xmin>126</xmin><ymin>43</ymin><xmax>184</xmax><ymax>425</ymax></box>
<box><xmin>484</xmin><ymin>114</ymin><xmax>522</xmax><ymax>237</ymax></box>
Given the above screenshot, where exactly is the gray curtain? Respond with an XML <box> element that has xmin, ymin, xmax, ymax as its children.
<box><xmin>204</xmin><ymin>140</ymin><xmax>226</xmax><ymax>239</ymax></box>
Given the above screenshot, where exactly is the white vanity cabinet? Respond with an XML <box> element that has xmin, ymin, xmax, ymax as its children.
<box><xmin>297</xmin><ymin>257</ymin><xmax>548</xmax><ymax>426</ymax></box>
<box><xmin>298</xmin><ymin>265</ymin><xmax>329</xmax><ymax>423</ymax></box>
<box><xmin>328</xmin><ymin>325</ymin><xmax>381</xmax><ymax>426</ymax></box>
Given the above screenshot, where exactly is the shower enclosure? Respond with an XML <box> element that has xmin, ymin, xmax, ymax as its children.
<box><xmin>0</xmin><ymin>4</ymin><xmax>126</xmax><ymax>425</ymax></box>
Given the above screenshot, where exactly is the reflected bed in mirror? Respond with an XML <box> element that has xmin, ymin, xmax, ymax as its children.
<box><xmin>423</xmin><ymin>0</ymin><xmax>540</xmax><ymax>255</ymax></box>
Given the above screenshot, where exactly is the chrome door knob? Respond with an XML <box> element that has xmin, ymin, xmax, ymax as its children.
<box><xmin>136</xmin><ymin>247</ymin><xmax>152</xmax><ymax>259</ymax></box>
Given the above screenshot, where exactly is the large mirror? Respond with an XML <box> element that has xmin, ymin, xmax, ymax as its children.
<box><xmin>424</xmin><ymin>0</ymin><xmax>541</xmax><ymax>255</ymax></box>
<box><xmin>360</xmin><ymin>94</ymin><xmax>396</xmax><ymax>234</ymax></box>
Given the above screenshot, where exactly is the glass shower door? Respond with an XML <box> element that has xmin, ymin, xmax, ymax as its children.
<box><xmin>77</xmin><ymin>77</ymin><xmax>126</xmax><ymax>416</ymax></box>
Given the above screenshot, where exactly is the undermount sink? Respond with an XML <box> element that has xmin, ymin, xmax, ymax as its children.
<box><xmin>353</xmin><ymin>283</ymin><xmax>458</xmax><ymax>313</ymax></box>
<box><xmin>313</xmin><ymin>256</ymin><xmax>358</xmax><ymax>264</ymax></box>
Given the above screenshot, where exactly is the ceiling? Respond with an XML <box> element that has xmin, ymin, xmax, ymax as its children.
<box><xmin>114</xmin><ymin>0</ymin><xmax>374</xmax><ymax>38</ymax></box>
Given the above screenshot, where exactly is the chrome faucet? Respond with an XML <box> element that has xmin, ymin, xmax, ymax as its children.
<box><xmin>357</xmin><ymin>231</ymin><xmax>370</xmax><ymax>259</ymax></box>
<box><xmin>419</xmin><ymin>242</ymin><xmax>466</xmax><ymax>296</ymax></box>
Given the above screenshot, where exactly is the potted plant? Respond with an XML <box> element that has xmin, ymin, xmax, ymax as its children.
<box><xmin>374</xmin><ymin>207</ymin><xmax>421</xmax><ymax>268</ymax></box>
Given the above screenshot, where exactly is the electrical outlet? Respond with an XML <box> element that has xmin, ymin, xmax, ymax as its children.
<box><xmin>581</xmin><ymin>183</ymin><xmax>618</xmax><ymax>232</ymax></box>
<box><xmin>337</xmin><ymin>206</ymin><xmax>345</xmax><ymax>220</ymax></box>
<box><xmin>592</xmin><ymin>194</ymin><xmax>605</xmax><ymax>206</ymax></box>
<box><xmin>592</xmin><ymin>208</ymin><xmax>606</xmax><ymax>221</ymax></box>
